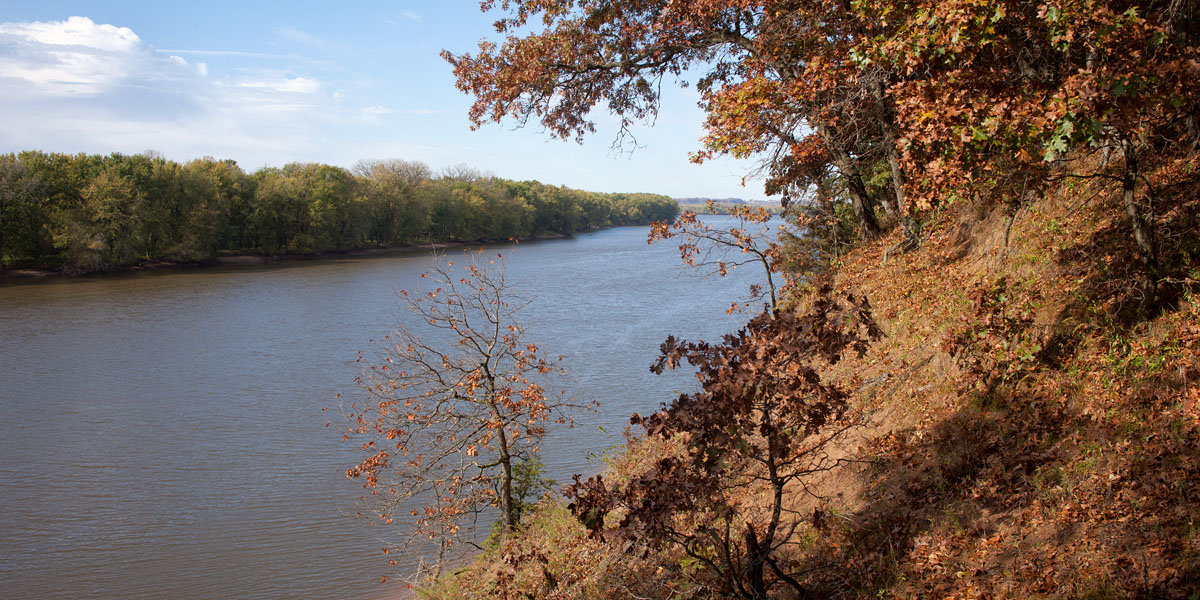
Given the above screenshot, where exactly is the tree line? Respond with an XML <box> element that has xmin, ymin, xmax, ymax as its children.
<box><xmin>0</xmin><ymin>152</ymin><xmax>679</xmax><ymax>273</ymax></box>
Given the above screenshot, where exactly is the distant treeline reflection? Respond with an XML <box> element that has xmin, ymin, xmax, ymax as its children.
<box><xmin>0</xmin><ymin>152</ymin><xmax>679</xmax><ymax>273</ymax></box>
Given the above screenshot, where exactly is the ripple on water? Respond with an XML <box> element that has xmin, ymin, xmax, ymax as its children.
<box><xmin>0</xmin><ymin>218</ymin><xmax>768</xmax><ymax>599</ymax></box>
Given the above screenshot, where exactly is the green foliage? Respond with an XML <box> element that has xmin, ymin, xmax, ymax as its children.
<box><xmin>485</xmin><ymin>455</ymin><xmax>556</xmax><ymax>548</ymax></box>
<box><xmin>0</xmin><ymin>153</ymin><xmax>52</xmax><ymax>266</ymax></box>
<box><xmin>779</xmin><ymin>175</ymin><xmax>861</xmax><ymax>276</ymax></box>
<box><xmin>0</xmin><ymin>151</ymin><xmax>679</xmax><ymax>272</ymax></box>
<box><xmin>511</xmin><ymin>456</ymin><xmax>555</xmax><ymax>524</ymax></box>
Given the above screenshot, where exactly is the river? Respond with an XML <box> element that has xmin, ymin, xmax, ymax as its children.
<box><xmin>0</xmin><ymin>217</ymin><xmax>768</xmax><ymax>599</ymax></box>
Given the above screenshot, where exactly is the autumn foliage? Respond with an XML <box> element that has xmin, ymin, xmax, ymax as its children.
<box><xmin>405</xmin><ymin>1</ymin><xmax>1200</xmax><ymax>596</ymax></box>
<box><xmin>446</xmin><ymin>0</ymin><xmax>1200</xmax><ymax>313</ymax></box>
<box><xmin>565</xmin><ymin>285</ymin><xmax>881</xmax><ymax>598</ymax></box>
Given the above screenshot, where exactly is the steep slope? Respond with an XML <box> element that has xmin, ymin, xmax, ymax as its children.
<box><xmin>805</xmin><ymin>178</ymin><xmax>1200</xmax><ymax>598</ymax></box>
<box><xmin>420</xmin><ymin>173</ymin><xmax>1199</xmax><ymax>599</ymax></box>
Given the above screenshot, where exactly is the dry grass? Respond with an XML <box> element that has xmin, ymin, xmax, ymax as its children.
<box><xmin>798</xmin><ymin>175</ymin><xmax>1200</xmax><ymax>599</ymax></box>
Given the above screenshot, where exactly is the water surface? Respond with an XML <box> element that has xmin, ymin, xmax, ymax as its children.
<box><xmin>0</xmin><ymin>218</ymin><xmax>765</xmax><ymax>599</ymax></box>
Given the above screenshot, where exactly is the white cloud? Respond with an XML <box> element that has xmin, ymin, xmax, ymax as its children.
<box><xmin>0</xmin><ymin>16</ymin><xmax>161</xmax><ymax>96</ymax></box>
<box><xmin>236</xmin><ymin>76</ymin><xmax>320</xmax><ymax>94</ymax></box>
<box><xmin>0</xmin><ymin>16</ymin><xmax>359</xmax><ymax>163</ymax></box>
<box><xmin>277</xmin><ymin>76</ymin><xmax>319</xmax><ymax>93</ymax></box>
<box><xmin>361</xmin><ymin>105</ymin><xmax>393</xmax><ymax>115</ymax></box>
<box><xmin>401</xmin><ymin>11</ymin><xmax>423</xmax><ymax>22</ymax></box>
<box><xmin>0</xmin><ymin>16</ymin><xmax>139</xmax><ymax>52</ymax></box>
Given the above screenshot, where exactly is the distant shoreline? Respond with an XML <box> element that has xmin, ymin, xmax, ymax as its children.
<box><xmin>0</xmin><ymin>232</ymin><xmax>574</xmax><ymax>281</ymax></box>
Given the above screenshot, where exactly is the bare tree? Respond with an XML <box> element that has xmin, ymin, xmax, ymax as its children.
<box><xmin>353</xmin><ymin>158</ymin><xmax>433</xmax><ymax>187</ymax></box>
<box><xmin>343</xmin><ymin>250</ymin><xmax>589</xmax><ymax>580</ymax></box>
<box><xmin>649</xmin><ymin>202</ymin><xmax>786</xmax><ymax>312</ymax></box>
<box><xmin>438</xmin><ymin>163</ymin><xmax>493</xmax><ymax>182</ymax></box>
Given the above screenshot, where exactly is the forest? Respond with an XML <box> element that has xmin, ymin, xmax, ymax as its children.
<box><xmin>0</xmin><ymin>152</ymin><xmax>678</xmax><ymax>274</ymax></box>
<box><xmin>339</xmin><ymin>0</ymin><xmax>1200</xmax><ymax>597</ymax></box>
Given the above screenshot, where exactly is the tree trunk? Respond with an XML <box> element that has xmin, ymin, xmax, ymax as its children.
<box><xmin>496</xmin><ymin>424</ymin><xmax>516</xmax><ymax>530</ymax></box>
<box><xmin>842</xmin><ymin>164</ymin><xmax>881</xmax><ymax>239</ymax></box>
<box><xmin>872</xmin><ymin>79</ymin><xmax>920</xmax><ymax>246</ymax></box>
<box><xmin>1122</xmin><ymin>142</ymin><xmax>1158</xmax><ymax>317</ymax></box>
<box><xmin>743</xmin><ymin>524</ymin><xmax>768</xmax><ymax>600</ymax></box>
<box><xmin>816</xmin><ymin>176</ymin><xmax>841</xmax><ymax>260</ymax></box>
<box><xmin>819</xmin><ymin>125</ymin><xmax>880</xmax><ymax>238</ymax></box>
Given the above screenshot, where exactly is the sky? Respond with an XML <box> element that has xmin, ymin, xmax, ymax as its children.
<box><xmin>0</xmin><ymin>1</ymin><xmax>766</xmax><ymax>200</ymax></box>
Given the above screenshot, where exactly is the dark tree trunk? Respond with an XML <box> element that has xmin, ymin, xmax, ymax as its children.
<box><xmin>1121</xmin><ymin>142</ymin><xmax>1158</xmax><ymax>317</ymax></box>
<box><xmin>872</xmin><ymin>79</ymin><xmax>920</xmax><ymax>246</ymax></box>
<box><xmin>744</xmin><ymin>525</ymin><xmax>768</xmax><ymax>600</ymax></box>
<box><xmin>842</xmin><ymin>163</ymin><xmax>881</xmax><ymax>239</ymax></box>
<box><xmin>820</xmin><ymin>125</ymin><xmax>880</xmax><ymax>238</ymax></box>
<box><xmin>816</xmin><ymin>175</ymin><xmax>840</xmax><ymax>259</ymax></box>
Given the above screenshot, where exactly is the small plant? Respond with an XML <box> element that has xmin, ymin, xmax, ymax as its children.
<box><xmin>942</xmin><ymin>277</ymin><xmax>1044</xmax><ymax>397</ymax></box>
<box><xmin>484</xmin><ymin>455</ymin><xmax>556</xmax><ymax>548</ymax></box>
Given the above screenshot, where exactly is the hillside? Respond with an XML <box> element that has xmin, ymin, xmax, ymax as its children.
<box><xmin>417</xmin><ymin>168</ymin><xmax>1199</xmax><ymax>598</ymax></box>
<box><xmin>375</xmin><ymin>0</ymin><xmax>1200</xmax><ymax>595</ymax></box>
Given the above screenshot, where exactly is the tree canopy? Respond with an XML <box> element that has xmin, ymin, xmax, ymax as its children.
<box><xmin>446</xmin><ymin>0</ymin><xmax>1200</xmax><ymax>309</ymax></box>
<box><xmin>0</xmin><ymin>151</ymin><xmax>678</xmax><ymax>274</ymax></box>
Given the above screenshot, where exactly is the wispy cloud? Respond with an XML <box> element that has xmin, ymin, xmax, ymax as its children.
<box><xmin>156</xmin><ymin>48</ymin><xmax>295</xmax><ymax>59</ymax></box>
<box><xmin>274</xmin><ymin>26</ymin><xmax>331</xmax><ymax>50</ymax></box>
<box><xmin>383</xmin><ymin>11</ymin><xmax>424</xmax><ymax>27</ymax></box>
<box><xmin>360</xmin><ymin>105</ymin><xmax>445</xmax><ymax>117</ymax></box>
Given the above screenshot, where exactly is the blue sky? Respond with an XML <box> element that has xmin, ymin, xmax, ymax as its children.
<box><xmin>0</xmin><ymin>1</ymin><xmax>764</xmax><ymax>199</ymax></box>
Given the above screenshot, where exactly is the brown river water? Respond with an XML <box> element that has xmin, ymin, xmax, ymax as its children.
<box><xmin>0</xmin><ymin>218</ymin><xmax>765</xmax><ymax>599</ymax></box>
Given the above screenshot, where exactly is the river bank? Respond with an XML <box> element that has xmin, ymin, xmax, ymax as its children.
<box><xmin>0</xmin><ymin>233</ymin><xmax>573</xmax><ymax>280</ymax></box>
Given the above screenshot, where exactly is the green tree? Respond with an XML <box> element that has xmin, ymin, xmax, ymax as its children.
<box><xmin>52</xmin><ymin>168</ymin><xmax>141</xmax><ymax>272</ymax></box>
<box><xmin>0</xmin><ymin>154</ymin><xmax>48</xmax><ymax>267</ymax></box>
<box><xmin>354</xmin><ymin>158</ymin><xmax>433</xmax><ymax>244</ymax></box>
